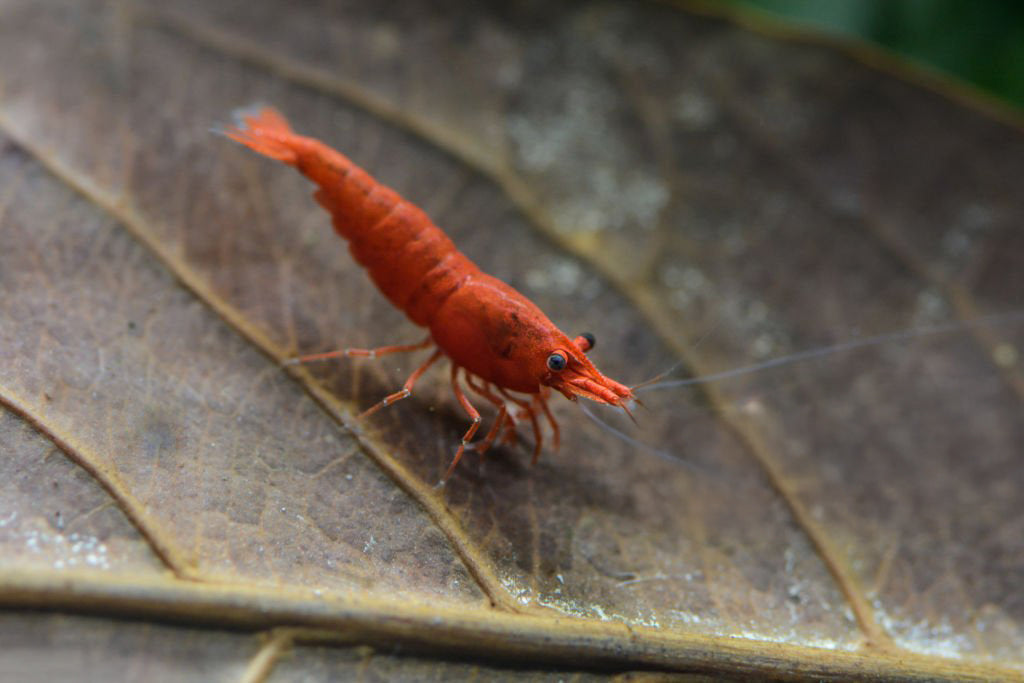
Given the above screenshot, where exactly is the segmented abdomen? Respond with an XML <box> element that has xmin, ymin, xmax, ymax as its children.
<box><xmin>296</xmin><ymin>141</ymin><xmax>479</xmax><ymax>327</ymax></box>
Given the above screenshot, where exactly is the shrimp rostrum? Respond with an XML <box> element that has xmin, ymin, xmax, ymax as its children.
<box><xmin>225</xmin><ymin>107</ymin><xmax>634</xmax><ymax>482</ymax></box>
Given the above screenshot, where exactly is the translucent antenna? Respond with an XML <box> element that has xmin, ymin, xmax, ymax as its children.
<box><xmin>639</xmin><ymin>310</ymin><xmax>1024</xmax><ymax>394</ymax></box>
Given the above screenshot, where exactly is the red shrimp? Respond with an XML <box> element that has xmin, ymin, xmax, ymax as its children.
<box><xmin>224</xmin><ymin>106</ymin><xmax>633</xmax><ymax>482</ymax></box>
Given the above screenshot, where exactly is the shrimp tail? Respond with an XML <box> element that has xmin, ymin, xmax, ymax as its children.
<box><xmin>221</xmin><ymin>105</ymin><xmax>299</xmax><ymax>165</ymax></box>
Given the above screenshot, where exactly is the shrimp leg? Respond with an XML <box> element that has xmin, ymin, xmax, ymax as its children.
<box><xmin>443</xmin><ymin>367</ymin><xmax>484</xmax><ymax>482</ymax></box>
<box><xmin>466</xmin><ymin>375</ymin><xmax>517</xmax><ymax>446</ymax></box>
<box><xmin>499</xmin><ymin>387</ymin><xmax>544</xmax><ymax>464</ymax></box>
<box><xmin>463</xmin><ymin>376</ymin><xmax>512</xmax><ymax>456</ymax></box>
<box><xmin>359</xmin><ymin>349</ymin><xmax>442</xmax><ymax>420</ymax></box>
<box><xmin>533</xmin><ymin>389</ymin><xmax>560</xmax><ymax>455</ymax></box>
<box><xmin>477</xmin><ymin>403</ymin><xmax>509</xmax><ymax>456</ymax></box>
<box><xmin>284</xmin><ymin>335</ymin><xmax>432</xmax><ymax>365</ymax></box>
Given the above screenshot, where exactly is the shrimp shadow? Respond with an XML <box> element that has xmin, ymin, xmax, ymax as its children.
<box><xmin>335</xmin><ymin>368</ymin><xmax>726</xmax><ymax>582</ymax></box>
<box><xmin>431</xmin><ymin>404</ymin><xmax>632</xmax><ymax>508</ymax></box>
<box><xmin>427</xmin><ymin>400</ymin><xmax>676</xmax><ymax>570</ymax></box>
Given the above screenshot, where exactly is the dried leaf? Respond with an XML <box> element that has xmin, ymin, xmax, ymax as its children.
<box><xmin>0</xmin><ymin>0</ymin><xmax>1021</xmax><ymax>679</ymax></box>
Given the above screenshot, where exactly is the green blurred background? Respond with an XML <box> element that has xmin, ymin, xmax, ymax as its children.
<box><xmin>722</xmin><ymin>0</ymin><xmax>1024</xmax><ymax>113</ymax></box>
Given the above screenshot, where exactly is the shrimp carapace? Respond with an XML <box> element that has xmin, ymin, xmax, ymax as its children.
<box><xmin>225</xmin><ymin>106</ymin><xmax>635</xmax><ymax>481</ymax></box>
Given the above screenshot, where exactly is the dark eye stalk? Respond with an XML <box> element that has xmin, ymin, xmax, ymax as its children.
<box><xmin>574</xmin><ymin>332</ymin><xmax>596</xmax><ymax>353</ymax></box>
<box><xmin>547</xmin><ymin>352</ymin><xmax>568</xmax><ymax>371</ymax></box>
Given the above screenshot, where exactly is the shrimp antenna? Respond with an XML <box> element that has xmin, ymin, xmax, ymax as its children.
<box><xmin>578</xmin><ymin>402</ymin><xmax>758</xmax><ymax>490</ymax></box>
<box><xmin>630</xmin><ymin>316</ymin><xmax>723</xmax><ymax>391</ymax></box>
<box><xmin>620</xmin><ymin>400</ymin><xmax>638</xmax><ymax>425</ymax></box>
<box><xmin>639</xmin><ymin>309</ymin><xmax>1024</xmax><ymax>394</ymax></box>
<box><xmin>579</xmin><ymin>402</ymin><xmax>688</xmax><ymax>470</ymax></box>
<box><xmin>631</xmin><ymin>361</ymin><xmax>684</xmax><ymax>391</ymax></box>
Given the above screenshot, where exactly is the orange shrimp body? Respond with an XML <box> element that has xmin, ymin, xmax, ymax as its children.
<box><xmin>226</xmin><ymin>107</ymin><xmax>633</xmax><ymax>480</ymax></box>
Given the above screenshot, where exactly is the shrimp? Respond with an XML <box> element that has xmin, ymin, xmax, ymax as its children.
<box><xmin>224</xmin><ymin>106</ymin><xmax>633</xmax><ymax>482</ymax></box>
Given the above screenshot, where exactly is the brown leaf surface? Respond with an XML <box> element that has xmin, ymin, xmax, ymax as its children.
<box><xmin>0</xmin><ymin>0</ymin><xmax>1022</xmax><ymax>679</ymax></box>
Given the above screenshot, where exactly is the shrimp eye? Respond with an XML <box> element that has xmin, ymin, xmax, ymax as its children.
<box><xmin>574</xmin><ymin>332</ymin><xmax>596</xmax><ymax>353</ymax></box>
<box><xmin>546</xmin><ymin>352</ymin><xmax>568</xmax><ymax>372</ymax></box>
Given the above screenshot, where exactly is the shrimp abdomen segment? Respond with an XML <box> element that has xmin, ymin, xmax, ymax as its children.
<box><xmin>346</xmin><ymin>203</ymin><xmax>479</xmax><ymax>326</ymax></box>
